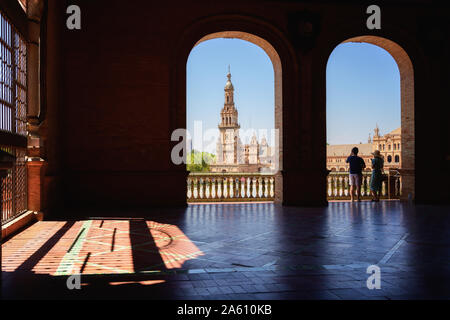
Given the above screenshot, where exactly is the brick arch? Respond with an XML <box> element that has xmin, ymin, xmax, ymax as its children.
<box><xmin>326</xmin><ymin>35</ymin><xmax>415</xmax><ymax>201</ymax></box>
<box><xmin>194</xmin><ymin>31</ymin><xmax>283</xmax><ymax>201</ymax></box>
<box><xmin>173</xmin><ymin>16</ymin><xmax>298</xmax><ymax>204</ymax></box>
<box><xmin>342</xmin><ymin>36</ymin><xmax>414</xmax><ymax>200</ymax></box>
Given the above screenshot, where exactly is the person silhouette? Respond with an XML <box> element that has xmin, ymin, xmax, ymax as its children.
<box><xmin>346</xmin><ymin>147</ymin><xmax>366</xmax><ymax>202</ymax></box>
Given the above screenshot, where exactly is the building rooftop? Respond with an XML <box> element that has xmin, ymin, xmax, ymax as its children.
<box><xmin>327</xmin><ymin>143</ymin><xmax>372</xmax><ymax>157</ymax></box>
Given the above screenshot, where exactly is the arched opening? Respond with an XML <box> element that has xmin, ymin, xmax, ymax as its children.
<box><xmin>326</xmin><ymin>35</ymin><xmax>414</xmax><ymax>201</ymax></box>
<box><xmin>186</xmin><ymin>31</ymin><xmax>283</xmax><ymax>204</ymax></box>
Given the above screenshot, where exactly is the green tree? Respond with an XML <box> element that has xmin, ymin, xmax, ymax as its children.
<box><xmin>186</xmin><ymin>150</ymin><xmax>216</xmax><ymax>172</ymax></box>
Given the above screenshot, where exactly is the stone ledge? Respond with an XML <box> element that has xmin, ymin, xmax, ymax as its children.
<box><xmin>1</xmin><ymin>211</ymin><xmax>41</xmax><ymax>240</ymax></box>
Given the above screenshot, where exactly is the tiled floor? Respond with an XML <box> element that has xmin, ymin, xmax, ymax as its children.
<box><xmin>2</xmin><ymin>201</ymin><xmax>450</xmax><ymax>299</ymax></box>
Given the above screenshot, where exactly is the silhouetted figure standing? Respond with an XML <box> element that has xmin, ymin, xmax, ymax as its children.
<box><xmin>370</xmin><ymin>150</ymin><xmax>384</xmax><ymax>202</ymax></box>
<box><xmin>346</xmin><ymin>147</ymin><xmax>366</xmax><ymax>202</ymax></box>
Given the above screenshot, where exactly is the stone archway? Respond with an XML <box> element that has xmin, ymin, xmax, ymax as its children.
<box><xmin>330</xmin><ymin>36</ymin><xmax>415</xmax><ymax>201</ymax></box>
<box><xmin>187</xmin><ymin>31</ymin><xmax>284</xmax><ymax>203</ymax></box>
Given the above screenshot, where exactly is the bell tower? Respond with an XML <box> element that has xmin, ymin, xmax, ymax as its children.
<box><xmin>219</xmin><ymin>66</ymin><xmax>239</xmax><ymax>128</ymax></box>
<box><xmin>216</xmin><ymin>67</ymin><xmax>241</xmax><ymax>166</ymax></box>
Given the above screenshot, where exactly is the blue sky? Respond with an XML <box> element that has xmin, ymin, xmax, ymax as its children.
<box><xmin>326</xmin><ymin>42</ymin><xmax>401</xmax><ymax>145</ymax></box>
<box><xmin>187</xmin><ymin>38</ymin><xmax>400</xmax><ymax>153</ymax></box>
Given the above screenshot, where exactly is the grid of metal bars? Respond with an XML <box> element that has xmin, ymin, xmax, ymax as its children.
<box><xmin>1</xmin><ymin>10</ymin><xmax>28</xmax><ymax>224</ymax></box>
<box><xmin>1</xmin><ymin>146</ymin><xmax>27</xmax><ymax>224</ymax></box>
<box><xmin>1</xmin><ymin>11</ymin><xmax>27</xmax><ymax>136</ymax></box>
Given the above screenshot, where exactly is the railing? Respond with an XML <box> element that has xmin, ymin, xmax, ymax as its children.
<box><xmin>327</xmin><ymin>170</ymin><xmax>401</xmax><ymax>200</ymax></box>
<box><xmin>1</xmin><ymin>146</ymin><xmax>27</xmax><ymax>224</ymax></box>
<box><xmin>187</xmin><ymin>173</ymin><xmax>275</xmax><ymax>202</ymax></box>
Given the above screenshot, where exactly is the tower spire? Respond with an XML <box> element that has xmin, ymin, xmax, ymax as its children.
<box><xmin>374</xmin><ymin>124</ymin><xmax>380</xmax><ymax>137</ymax></box>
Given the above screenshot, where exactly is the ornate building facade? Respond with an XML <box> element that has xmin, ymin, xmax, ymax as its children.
<box><xmin>327</xmin><ymin>126</ymin><xmax>402</xmax><ymax>172</ymax></box>
<box><xmin>210</xmin><ymin>70</ymin><xmax>274</xmax><ymax>173</ymax></box>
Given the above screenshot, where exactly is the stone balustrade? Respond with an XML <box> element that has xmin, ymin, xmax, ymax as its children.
<box><xmin>327</xmin><ymin>170</ymin><xmax>401</xmax><ymax>200</ymax></box>
<box><xmin>187</xmin><ymin>173</ymin><xmax>275</xmax><ymax>202</ymax></box>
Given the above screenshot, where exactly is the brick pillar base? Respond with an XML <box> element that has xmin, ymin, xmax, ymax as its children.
<box><xmin>282</xmin><ymin>169</ymin><xmax>328</xmax><ymax>206</ymax></box>
<box><xmin>399</xmin><ymin>169</ymin><xmax>415</xmax><ymax>201</ymax></box>
<box><xmin>274</xmin><ymin>171</ymin><xmax>283</xmax><ymax>204</ymax></box>
<box><xmin>27</xmin><ymin>160</ymin><xmax>45</xmax><ymax>213</ymax></box>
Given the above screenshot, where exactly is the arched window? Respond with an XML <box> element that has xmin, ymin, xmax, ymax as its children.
<box><xmin>395</xmin><ymin>155</ymin><xmax>400</xmax><ymax>162</ymax></box>
<box><xmin>387</xmin><ymin>155</ymin><xmax>392</xmax><ymax>163</ymax></box>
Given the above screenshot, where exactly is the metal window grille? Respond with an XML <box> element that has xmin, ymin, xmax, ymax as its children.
<box><xmin>1</xmin><ymin>146</ymin><xmax>27</xmax><ymax>224</ymax></box>
<box><xmin>1</xmin><ymin>10</ymin><xmax>28</xmax><ymax>224</ymax></box>
<box><xmin>1</xmin><ymin>11</ymin><xmax>27</xmax><ymax>136</ymax></box>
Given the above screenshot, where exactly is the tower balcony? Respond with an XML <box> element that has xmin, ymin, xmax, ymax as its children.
<box><xmin>218</xmin><ymin>123</ymin><xmax>240</xmax><ymax>129</ymax></box>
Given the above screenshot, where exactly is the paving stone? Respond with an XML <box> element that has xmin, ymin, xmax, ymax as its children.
<box><xmin>2</xmin><ymin>202</ymin><xmax>450</xmax><ymax>299</ymax></box>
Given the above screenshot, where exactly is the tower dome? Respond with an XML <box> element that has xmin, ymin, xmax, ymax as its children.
<box><xmin>224</xmin><ymin>66</ymin><xmax>234</xmax><ymax>90</ymax></box>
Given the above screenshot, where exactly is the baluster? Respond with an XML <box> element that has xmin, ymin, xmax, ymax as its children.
<box><xmin>187</xmin><ymin>176</ymin><xmax>192</xmax><ymax>199</ymax></box>
<box><xmin>241</xmin><ymin>178</ymin><xmax>246</xmax><ymax>198</ymax></box>
<box><xmin>332</xmin><ymin>175</ymin><xmax>336</xmax><ymax>197</ymax></box>
<box><xmin>246</xmin><ymin>177</ymin><xmax>251</xmax><ymax>198</ymax></box>
<box><xmin>344</xmin><ymin>174</ymin><xmax>350</xmax><ymax>197</ymax></box>
<box><xmin>343</xmin><ymin>175</ymin><xmax>347</xmax><ymax>197</ymax></box>
<box><xmin>359</xmin><ymin>175</ymin><xmax>363</xmax><ymax>197</ymax></box>
<box><xmin>258</xmin><ymin>177</ymin><xmax>263</xmax><ymax>198</ymax></box>
<box><xmin>270</xmin><ymin>178</ymin><xmax>275</xmax><ymax>198</ymax></box>
<box><xmin>205</xmin><ymin>178</ymin><xmax>210</xmax><ymax>199</ymax></box>
<box><xmin>199</xmin><ymin>178</ymin><xmax>204</xmax><ymax>199</ymax></box>
<box><xmin>252</xmin><ymin>177</ymin><xmax>257</xmax><ymax>198</ymax></box>
<box><xmin>264</xmin><ymin>178</ymin><xmax>269</xmax><ymax>198</ymax></box>
<box><xmin>193</xmin><ymin>178</ymin><xmax>198</xmax><ymax>199</ymax></box>
<box><xmin>338</xmin><ymin>175</ymin><xmax>342</xmax><ymax>197</ymax></box>
<box><xmin>223</xmin><ymin>178</ymin><xmax>228</xmax><ymax>198</ymax></box>
<box><xmin>336</xmin><ymin>175</ymin><xmax>340</xmax><ymax>197</ymax></box>
<box><xmin>211</xmin><ymin>178</ymin><xmax>216</xmax><ymax>199</ymax></box>
<box><xmin>230</xmin><ymin>178</ymin><xmax>234</xmax><ymax>199</ymax></box>
<box><xmin>327</xmin><ymin>174</ymin><xmax>332</xmax><ymax>198</ymax></box>
<box><xmin>235</xmin><ymin>178</ymin><xmax>240</xmax><ymax>199</ymax></box>
<box><xmin>217</xmin><ymin>179</ymin><xmax>222</xmax><ymax>199</ymax></box>
<box><xmin>365</xmin><ymin>174</ymin><xmax>370</xmax><ymax>196</ymax></box>
<box><xmin>335</xmin><ymin>175</ymin><xmax>339</xmax><ymax>197</ymax></box>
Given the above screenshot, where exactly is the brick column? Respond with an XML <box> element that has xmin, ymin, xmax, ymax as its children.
<box><xmin>26</xmin><ymin>160</ymin><xmax>45</xmax><ymax>212</ymax></box>
<box><xmin>398</xmin><ymin>168</ymin><xmax>415</xmax><ymax>201</ymax></box>
<box><xmin>26</xmin><ymin>0</ymin><xmax>45</xmax><ymax>214</ymax></box>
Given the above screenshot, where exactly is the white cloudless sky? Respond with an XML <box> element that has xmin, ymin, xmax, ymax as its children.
<box><xmin>187</xmin><ymin>39</ymin><xmax>401</xmax><ymax>153</ymax></box>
